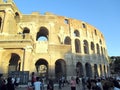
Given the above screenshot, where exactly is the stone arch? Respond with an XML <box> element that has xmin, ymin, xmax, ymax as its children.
<box><xmin>76</xmin><ymin>62</ymin><xmax>83</xmax><ymax>77</ymax></box>
<box><xmin>96</xmin><ymin>43</ymin><xmax>100</xmax><ymax>54</ymax></box>
<box><xmin>99</xmin><ymin>39</ymin><xmax>102</xmax><ymax>44</ymax></box>
<box><xmin>104</xmin><ymin>65</ymin><xmax>106</xmax><ymax>76</ymax></box>
<box><xmin>74</xmin><ymin>30</ymin><xmax>80</xmax><ymax>37</ymax></box>
<box><xmin>55</xmin><ymin>59</ymin><xmax>66</xmax><ymax>78</ymax></box>
<box><xmin>36</xmin><ymin>26</ymin><xmax>49</xmax><ymax>41</ymax></box>
<box><xmin>101</xmin><ymin>47</ymin><xmax>103</xmax><ymax>56</ymax></box>
<box><xmin>75</xmin><ymin>39</ymin><xmax>81</xmax><ymax>53</ymax></box>
<box><xmin>82</xmin><ymin>23</ymin><xmax>86</xmax><ymax>28</ymax></box>
<box><xmin>94</xmin><ymin>29</ymin><xmax>97</xmax><ymax>35</ymax></box>
<box><xmin>99</xmin><ymin>64</ymin><xmax>102</xmax><ymax>76</ymax></box>
<box><xmin>91</xmin><ymin>42</ymin><xmax>95</xmax><ymax>54</ymax></box>
<box><xmin>64</xmin><ymin>36</ymin><xmax>71</xmax><ymax>45</ymax></box>
<box><xmin>23</xmin><ymin>27</ymin><xmax>30</xmax><ymax>34</ymax></box>
<box><xmin>35</xmin><ymin>59</ymin><xmax>48</xmax><ymax>77</ymax></box>
<box><xmin>85</xmin><ymin>62</ymin><xmax>92</xmax><ymax>78</ymax></box>
<box><xmin>83</xmin><ymin>40</ymin><xmax>89</xmax><ymax>54</ymax></box>
<box><xmin>94</xmin><ymin>64</ymin><xmax>98</xmax><ymax>77</ymax></box>
<box><xmin>8</xmin><ymin>53</ymin><xmax>21</xmax><ymax>73</ymax></box>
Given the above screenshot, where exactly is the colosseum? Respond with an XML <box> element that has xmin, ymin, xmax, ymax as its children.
<box><xmin>0</xmin><ymin>0</ymin><xmax>110</xmax><ymax>81</ymax></box>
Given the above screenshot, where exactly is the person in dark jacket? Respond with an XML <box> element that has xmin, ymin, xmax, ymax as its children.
<box><xmin>47</xmin><ymin>79</ymin><xmax>54</xmax><ymax>90</ymax></box>
<box><xmin>6</xmin><ymin>77</ymin><xmax>15</xmax><ymax>90</ymax></box>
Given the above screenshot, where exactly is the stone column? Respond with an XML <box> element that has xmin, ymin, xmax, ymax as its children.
<box><xmin>48</xmin><ymin>53</ymin><xmax>56</xmax><ymax>79</ymax></box>
<box><xmin>22</xmin><ymin>47</ymin><xmax>33</xmax><ymax>71</ymax></box>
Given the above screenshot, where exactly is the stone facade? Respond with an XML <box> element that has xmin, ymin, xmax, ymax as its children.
<box><xmin>0</xmin><ymin>0</ymin><xmax>110</xmax><ymax>79</ymax></box>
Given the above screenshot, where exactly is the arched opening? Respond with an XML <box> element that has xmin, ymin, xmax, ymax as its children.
<box><xmin>91</xmin><ymin>42</ymin><xmax>95</xmax><ymax>54</ymax></box>
<box><xmin>83</xmin><ymin>40</ymin><xmax>89</xmax><ymax>54</ymax></box>
<box><xmin>55</xmin><ymin>59</ymin><xmax>66</xmax><ymax>79</ymax></box>
<box><xmin>94</xmin><ymin>64</ymin><xmax>98</xmax><ymax>78</ymax></box>
<box><xmin>101</xmin><ymin>47</ymin><xmax>103</xmax><ymax>56</ymax></box>
<box><xmin>99</xmin><ymin>64</ymin><xmax>102</xmax><ymax>76</ymax></box>
<box><xmin>85</xmin><ymin>62</ymin><xmax>92</xmax><ymax>78</ymax></box>
<box><xmin>35</xmin><ymin>59</ymin><xmax>48</xmax><ymax>78</ymax></box>
<box><xmin>64</xmin><ymin>36</ymin><xmax>71</xmax><ymax>45</ymax></box>
<box><xmin>76</xmin><ymin>62</ymin><xmax>83</xmax><ymax>77</ymax></box>
<box><xmin>36</xmin><ymin>26</ymin><xmax>49</xmax><ymax>41</ymax></box>
<box><xmin>75</xmin><ymin>39</ymin><xmax>81</xmax><ymax>53</ymax></box>
<box><xmin>104</xmin><ymin>65</ymin><xmax>106</xmax><ymax>76</ymax></box>
<box><xmin>8</xmin><ymin>53</ymin><xmax>21</xmax><ymax>73</ymax></box>
<box><xmin>23</xmin><ymin>27</ymin><xmax>30</xmax><ymax>34</ymax></box>
<box><xmin>74</xmin><ymin>30</ymin><xmax>80</xmax><ymax>37</ymax></box>
<box><xmin>14</xmin><ymin>12</ymin><xmax>20</xmax><ymax>23</ymax></box>
<box><xmin>94</xmin><ymin>29</ymin><xmax>97</xmax><ymax>35</ymax></box>
<box><xmin>96</xmin><ymin>44</ymin><xmax>100</xmax><ymax>54</ymax></box>
<box><xmin>99</xmin><ymin>39</ymin><xmax>102</xmax><ymax>44</ymax></box>
<box><xmin>82</xmin><ymin>23</ymin><xmax>86</xmax><ymax>28</ymax></box>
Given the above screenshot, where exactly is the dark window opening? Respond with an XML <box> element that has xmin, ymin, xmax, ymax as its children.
<box><xmin>23</xmin><ymin>27</ymin><xmax>30</xmax><ymax>34</ymax></box>
<box><xmin>74</xmin><ymin>30</ymin><xmax>80</xmax><ymax>37</ymax></box>
<box><xmin>64</xmin><ymin>19</ymin><xmax>69</xmax><ymax>24</ymax></box>
<box><xmin>82</xmin><ymin>23</ymin><xmax>86</xmax><ymax>28</ymax></box>
<box><xmin>64</xmin><ymin>36</ymin><xmax>71</xmax><ymax>45</ymax></box>
<box><xmin>15</xmin><ymin>12</ymin><xmax>20</xmax><ymax>23</ymax></box>
<box><xmin>99</xmin><ymin>39</ymin><xmax>102</xmax><ymax>44</ymax></box>
<box><xmin>96</xmin><ymin>44</ymin><xmax>100</xmax><ymax>54</ymax></box>
<box><xmin>75</xmin><ymin>39</ymin><xmax>81</xmax><ymax>53</ymax></box>
<box><xmin>91</xmin><ymin>42</ymin><xmax>95</xmax><ymax>53</ymax></box>
<box><xmin>83</xmin><ymin>40</ymin><xmax>89</xmax><ymax>54</ymax></box>
<box><xmin>94</xmin><ymin>29</ymin><xmax>97</xmax><ymax>35</ymax></box>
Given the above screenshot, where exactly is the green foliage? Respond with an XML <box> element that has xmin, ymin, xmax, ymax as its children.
<box><xmin>114</xmin><ymin>58</ymin><xmax>120</xmax><ymax>73</ymax></box>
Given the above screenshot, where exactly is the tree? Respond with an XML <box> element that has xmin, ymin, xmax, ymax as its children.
<box><xmin>114</xmin><ymin>57</ymin><xmax>120</xmax><ymax>73</ymax></box>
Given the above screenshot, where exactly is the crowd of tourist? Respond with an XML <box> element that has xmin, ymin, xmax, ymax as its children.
<box><xmin>0</xmin><ymin>72</ymin><xmax>120</xmax><ymax>90</ymax></box>
<box><xmin>81</xmin><ymin>76</ymin><xmax>120</xmax><ymax>90</ymax></box>
<box><xmin>0</xmin><ymin>75</ymin><xmax>20</xmax><ymax>90</ymax></box>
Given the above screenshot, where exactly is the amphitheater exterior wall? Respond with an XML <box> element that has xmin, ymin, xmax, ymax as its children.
<box><xmin>0</xmin><ymin>0</ymin><xmax>110</xmax><ymax>79</ymax></box>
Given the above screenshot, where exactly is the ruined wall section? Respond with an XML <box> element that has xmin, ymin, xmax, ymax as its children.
<box><xmin>18</xmin><ymin>13</ymin><xmax>108</xmax><ymax>60</ymax></box>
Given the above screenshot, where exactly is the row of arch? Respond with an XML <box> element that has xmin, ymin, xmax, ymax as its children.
<box><xmin>19</xmin><ymin>26</ymin><xmax>106</xmax><ymax>55</ymax></box>
<box><xmin>8</xmin><ymin>53</ymin><xmax>108</xmax><ymax>78</ymax></box>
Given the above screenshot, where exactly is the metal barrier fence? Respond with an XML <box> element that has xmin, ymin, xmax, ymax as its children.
<box><xmin>8</xmin><ymin>71</ymin><xmax>29</xmax><ymax>85</ymax></box>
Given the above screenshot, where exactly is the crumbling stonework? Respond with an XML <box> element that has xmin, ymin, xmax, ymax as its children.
<box><xmin>0</xmin><ymin>0</ymin><xmax>110</xmax><ymax>79</ymax></box>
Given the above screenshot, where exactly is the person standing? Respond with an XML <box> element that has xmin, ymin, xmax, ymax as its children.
<box><xmin>58</xmin><ymin>78</ymin><xmax>62</xmax><ymax>89</ymax></box>
<box><xmin>82</xmin><ymin>77</ymin><xmax>86</xmax><ymax>90</ymax></box>
<box><xmin>47</xmin><ymin>79</ymin><xmax>54</xmax><ymax>90</ymax></box>
<box><xmin>31</xmin><ymin>72</ymin><xmax>36</xmax><ymax>86</ymax></box>
<box><xmin>70</xmin><ymin>77</ymin><xmax>76</xmax><ymax>90</ymax></box>
<box><xmin>6</xmin><ymin>77</ymin><xmax>15</xmax><ymax>90</ymax></box>
<box><xmin>15</xmin><ymin>76</ymin><xmax>20</xmax><ymax>87</ymax></box>
<box><xmin>34</xmin><ymin>77</ymin><xmax>41</xmax><ymax>90</ymax></box>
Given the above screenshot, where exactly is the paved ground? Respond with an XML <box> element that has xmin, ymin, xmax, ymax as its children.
<box><xmin>15</xmin><ymin>83</ymin><xmax>87</xmax><ymax>90</ymax></box>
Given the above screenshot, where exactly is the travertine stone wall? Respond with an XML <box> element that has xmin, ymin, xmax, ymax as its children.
<box><xmin>0</xmin><ymin>0</ymin><xmax>110</xmax><ymax>79</ymax></box>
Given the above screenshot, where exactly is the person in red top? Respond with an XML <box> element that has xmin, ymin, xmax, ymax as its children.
<box><xmin>70</xmin><ymin>77</ymin><xmax>76</xmax><ymax>90</ymax></box>
<box><xmin>31</xmin><ymin>72</ymin><xmax>36</xmax><ymax>86</ymax></box>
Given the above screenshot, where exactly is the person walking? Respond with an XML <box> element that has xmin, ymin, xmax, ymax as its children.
<box><xmin>34</xmin><ymin>77</ymin><xmax>41</xmax><ymax>90</ymax></box>
<box><xmin>70</xmin><ymin>77</ymin><xmax>76</xmax><ymax>90</ymax></box>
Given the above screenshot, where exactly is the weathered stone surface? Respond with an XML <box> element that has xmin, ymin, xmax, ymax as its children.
<box><xmin>0</xmin><ymin>0</ymin><xmax>110</xmax><ymax>79</ymax></box>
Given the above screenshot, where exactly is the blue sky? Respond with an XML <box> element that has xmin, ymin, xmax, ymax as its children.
<box><xmin>13</xmin><ymin>0</ymin><xmax>120</xmax><ymax>56</ymax></box>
